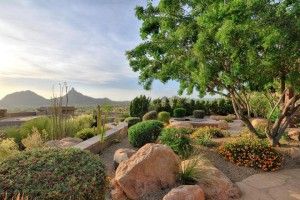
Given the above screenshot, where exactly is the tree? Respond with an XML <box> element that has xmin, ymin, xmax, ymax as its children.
<box><xmin>127</xmin><ymin>0</ymin><xmax>300</xmax><ymax>146</ymax></box>
<box><xmin>129</xmin><ymin>95</ymin><xmax>151</xmax><ymax>118</ymax></box>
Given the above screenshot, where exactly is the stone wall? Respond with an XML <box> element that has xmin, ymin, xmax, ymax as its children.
<box><xmin>74</xmin><ymin>122</ymin><xmax>128</xmax><ymax>154</ymax></box>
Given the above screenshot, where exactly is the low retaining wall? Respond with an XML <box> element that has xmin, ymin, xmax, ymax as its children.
<box><xmin>74</xmin><ymin>122</ymin><xmax>128</xmax><ymax>154</ymax></box>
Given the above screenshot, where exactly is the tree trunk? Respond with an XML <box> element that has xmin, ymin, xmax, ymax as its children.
<box><xmin>230</xmin><ymin>94</ymin><xmax>259</xmax><ymax>136</ymax></box>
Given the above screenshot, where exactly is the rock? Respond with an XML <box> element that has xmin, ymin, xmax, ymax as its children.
<box><xmin>182</xmin><ymin>159</ymin><xmax>240</xmax><ymax>200</ymax></box>
<box><xmin>45</xmin><ymin>137</ymin><xmax>82</xmax><ymax>149</ymax></box>
<box><xmin>287</xmin><ymin>128</ymin><xmax>300</xmax><ymax>141</ymax></box>
<box><xmin>168</xmin><ymin>121</ymin><xmax>194</xmax><ymax>129</ymax></box>
<box><xmin>210</xmin><ymin>115</ymin><xmax>236</xmax><ymax>121</ymax></box>
<box><xmin>110</xmin><ymin>178</ymin><xmax>127</xmax><ymax>200</ymax></box>
<box><xmin>218</xmin><ymin>120</ymin><xmax>229</xmax><ymax>130</ymax></box>
<box><xmin>113</xmin><ymin>148</ymin><xmax>136</xmax><ymax>169</ymax></box>
<box><xmin>251</xmin><ymin>118</ymin><xmax>271</xmax><ymax>131</ymax></box>
<box><xmin>115</xmin><ymin>143</ymin><xmax>180</xmax><ymax>199</ymax></box>
<box><xmin>163</xmin><ymin>185</ymin><xmax>205</xmax><ymax>200</ymax></box>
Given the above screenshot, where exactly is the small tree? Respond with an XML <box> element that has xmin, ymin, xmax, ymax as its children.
<box><xmin>129</xmin><ymin>95</ymin><xmax>150</xmax><ymax>118</ymax></box>
<box><xmin>127</xmin><ymin>0</ymin><xmax>299</xmax><ymax>146</ymax></box>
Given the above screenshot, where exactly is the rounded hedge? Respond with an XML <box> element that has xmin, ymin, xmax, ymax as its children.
<box><xmin>173</xmin><ymin>108</ymin><xmax>186</xmax><ymax>118</ymax></box>
<box><xmin>124</xmin><ymin>117</ymin><xmax>141</xmax><ymax>127</ymax></box>
<box><xmin>142</xmin><ymin>110</ymin><xmax>158</xmax><ymax>121</ymax></box>
<box><xmin>128</xmin><ymin>120</ymin><xmax>164</xmax><ymax>148</ymax></box>
<box><xmin>75</xmin><ymin>128</ymin><xmax>96</xmax><ymax>140</ymax></box>
<box><xmin>0</xmin><ymin>148</ymin><xmax>106</xmax><ymax>200</ymax></box>
<box><xmin>158</xmin><ymin>111</ymin><xmax>171</xmax><ymax>124</ymax></box>
<box><xmin>193</xmin><ymin>110</ymin><xmax>205</xmax><ymax>119</ymax></box>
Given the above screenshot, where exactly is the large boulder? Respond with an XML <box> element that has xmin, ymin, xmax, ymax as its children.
<box><xmin>182</xmin><ymin>159</ymin><xmax>240</xmax><ymax>200</ymax></box>
<box><xmin>113</xmin><ymin>148</ymin><xmax>136</xmax><ymax>169</ymax></box>
<box><xmin>163</xmin><ymin>185</ymin><xmax>205</xmax><ymax>200</ymax></box>
<box><xmin>112</xmin><ymin>143</ymin><xmax>180</xmax><ymax>200</ymax></box>
<box><xmin>287</xmin><ymin>128</ymin><xmax>300</xmax><ymax>141</ymax></box>
<box><xmin>251</xmin><ymin>118</ymin><xmax>270</xmax><ymax>131</ymax></box>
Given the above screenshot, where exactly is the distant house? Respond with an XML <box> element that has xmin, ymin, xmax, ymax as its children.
<box><xmin>0</xmin><ymin>109</ymin><xmax>7</xmax><ymax>118</ymax></box>
<box><xmin>37</xmin><ymin>106</ymin><xmax>76</xmax><ymax>116</ymax></box>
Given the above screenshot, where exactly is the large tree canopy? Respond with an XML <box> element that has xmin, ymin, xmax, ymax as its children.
<box><xmin>127</xmin><ymin>0</ymin><xmax>300</xmax><ymax>145</ymax></box>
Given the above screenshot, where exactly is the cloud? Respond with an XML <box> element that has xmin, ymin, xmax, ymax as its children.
<box><xmin>0</xmin><ymin>0</ymin><xmax>203</xmax><ymax>100</ymax></box>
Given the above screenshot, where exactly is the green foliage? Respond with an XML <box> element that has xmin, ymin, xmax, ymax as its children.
<box><xmin>0</xmin><ymin>148</ymin><xmax>106</xmax><ymax>199</ymax></box>
<box><xmin>249</xmin><ymin>92</ymin><xmax>275</xmax><ymax>118</ymax></box>
<box><xmin>129</xmin><ymin>95</ymin><xmax>150</xmax><ymax>118</ymax></box>
<box><xmin>124</xmin><ymin>117</ymin><xmax>141</xmax><ymax>127</ymax></box>
<box><xmin>75</xmin><ymin>128</ymin><xmax>96</xmax><ymax>140</ymax></box>
<box><xmin>127</xmin><ymin>0</ymin><xmax>299</xmax><ymax>141</ymax></box>
<box><xmin>195</xmin><ymin>133</ymin><xmax>216</xmax><ymax>147</ymax></box>
<box><xmin>128</xmin><ymin>120</ymin><xmax>164</xmax><ymax>147</ymax></box>
<box><xmin>159</xmin><ymin>128</ymin><xmax>193</xmax><ymax>157</ymax></box>
<box><xmin>142</xmin><ymin>110</ymin><xmax>158</xmax><ymax>121</ymax></box>
<box><xmin>2</xmin><ymin>127</ymin><xmax>22</xmax><ymax>146</ymax></box>
<box><xmin>151</xmin><ymin>98</ymin><xmax>164</xmax><ymax>113</ymax></box>
<box><xmin>158</xmin><ymin>111</ymin><xmax>171</xmax><ymax>123</ymax></box>
<box><xmin>218</xmin><ymin>135</ymin><xmax>283</xmax><ymax>171</ymax></box>
<box><xmin>193</xmin><ymin>110</ymin><xmax>205</xmax><ymax>119</ymax></box>
<box><xmin>173</xmin><ymin>108</ymin><xmax>186</xmax><ymax>118</ymax></box>
<box><xmin>179</xmin><ymin>159</ymin><xmax>201</xmax><ymax>185</ymax></box>
<box><xmin>0</xmin><ymin>139</ymin><xmax>19</xmax><ymax>163</ymax></box>
<box><xmin>193</xmin><ymin>127</ymin><xmax>225</xmax><ymax>138</ymax></box>
<box><xmin>19</xmin><ymin>117</ymin><xmax>51</xmax><ymax>140</ymax></box>
<box><xmin>21</xmin><ymin>127</ymin><xmax>44</xmax><ymax>150</ymax></box>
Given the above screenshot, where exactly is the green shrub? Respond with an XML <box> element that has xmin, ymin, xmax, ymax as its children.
<box><xmin>0</xmin><ymin>139</ymin><xmax>19</xmax><ymax>163</ymax></box>
<box><xmin>218</xmin><ymin>135</ymin><xmax>283</xmax><ymax>171</ymax></box>
<box><xmin>173</xmin><ymin>108</ymin><xmax>186</xmax><ymax>118</ymax></box>
<box><xmin>158</xmin><ymin>111</ymin><xmax>171</xmax><ymax>123</ymax></box>
<box><xmin>0</xmin><ymin>148</ymin><xmax>106</xmax><ymax>199</ymax></box>
<box><xmin>179</xmin><ymin>159</ymin><xmax>201</xmax><ymax>184</ymax></box>
<box><xmin>159</xmin><ymin>128</ymin><xmax>193</xmax><ymax>157</ymax></box>
<box><xmin>195</xmin><ymin>133</ymin><xmax>216</xmax><ymax>147</ymax></box>
<box><xmin>192</xmin><ymin>127</ymin><xmax>224</xmax><ymax>138</ymax></box>
<box><xmin>19</xmin><ymin>117</ymin><xmax>51</xmax><ymax>140</ymax></box>
<box><xmin>75</xmin><ymin>128</ymin><xmax>96</xmax><ymax>140</ymax></box>
<box><xmin>142</xmin><ymin>110</ymin><xmax>158</xmax><ymax>121</ymax></box>
<box><xmin>130</xmin><ymin>95</ymin><xmax>150</xmax><ymax>118</ymax></box>
<box><xmin>3</xmin><ymin>127</ymin><xmax>22</xmax><ymax>146</ymax></box>
<box><xmin>193</xmin><ymin>110</ymin><xmax>205</xmax><ymax>118</ymax></box>
<box><xmin>124</xmin><ymin>117</ymin><xmax>141</xmax><ymax>127</ymax></box>
<box><xmin>128</xmin><ymin>120</ymin><xmax>164</xmax><ymax>147</ymax></box>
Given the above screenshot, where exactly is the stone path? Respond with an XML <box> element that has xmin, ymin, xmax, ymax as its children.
<box><xmin>236</xmin><ymin>168</ymin><xmax>300</xmax><ymax>200</ymax></box>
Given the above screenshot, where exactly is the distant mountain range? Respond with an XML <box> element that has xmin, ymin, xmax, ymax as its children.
<box><xmin>0</xmin><ymin>88</ymin><xmax>129</xmax><ymax>109</ymax></box>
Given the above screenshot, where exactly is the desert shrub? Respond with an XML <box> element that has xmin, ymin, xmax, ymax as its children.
<box><xmin>193</xmin><ymin>127</ymin><xmax>224</xmax><ymax>138</ymax></box>
<box><xmin>142</xmin><ymin>110</ymin><xmax>158</xmax><ymax>121</ymax></box>
<box><xmin>218</xmin><ymin>135</ymin><xmax>283</xmax><ymax>171</ymax></box>
<box><xmin>195</xmin><ymin>133</ymin><xmax>216</xmax><ymax>147</ymax></box>
<box><xmin>193</xmin><ymin>110</ymin><xmax>205</xmax><ymax>118</ymax></box>
<box><xmin>21</xmin><ymin>127</ymin><xmax>44</xmax><ymax>150</ymax></box>
<box><xmin>124</xmin><ymin>117</ymin><xmax>141</xmax><ymax>127</ymax></box>
<box><xmin>158</xmin><ymin>111</ymin><xmax>171</xmax><ymax>124</ymax></box>
<box><xmin>75</xmin><ymin>128</ymin><xmax>96</xmax><ymax>140</ymax></box>
<box><xmin>129</xmin><ymin>95</ymin><xmax>150</xmax><ymax>118</ymax></box>
<box><xmin>249</xmin><ymin>92</ymin><xmax>271</xmax><ymax>118</ymax></box>
<box><xmin>159</xmin><ymin>128</ymin><xmax>193</xmax><ymax>157</ymax></box>
<box><xmin>0</xmin><ymin>148</ymin><xmax>106</xmax><ymax>199</ymax></box>
<box><xmin>173</xmin><ymin>108</ymin><xmax>186</xmax><ymax>118</ymax></box>
<box><xmin>2</xmin><ymin>127</ymin><xmax>22</xmax><ymax>146</ymax></box>
<box><xmin>0</xmin><ymin>139</ymin><xmax>19</xmax><ymax>163</ymax></box>
<box><xmin>128</xmin><ymin>120</ymin><xmax>164</xmax><ymax>147</ymax></box>
<box><xmin>19</xmin><ymin>117</ymin><xmax>51</xmax><ymax>140</ymax></box>
<box><xmin>179</xmin><ymin>159</ymin><xmax>201</xmax><ymax>184</ymax></box>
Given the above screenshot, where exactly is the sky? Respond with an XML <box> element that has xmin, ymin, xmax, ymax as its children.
<box><xmin>0</xmin><ymin>0</ymin><xmax>199</xmax><ymax>101</ymax></box>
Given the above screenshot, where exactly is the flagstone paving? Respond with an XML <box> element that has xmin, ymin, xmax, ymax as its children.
<box><xmin>236</xmin><ymin>168</ymin><xmax>300</xmax><ymax>200</ymax></box>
